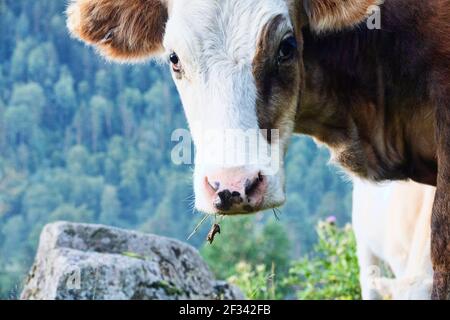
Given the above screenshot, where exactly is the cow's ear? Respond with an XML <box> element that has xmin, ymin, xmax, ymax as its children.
<box><xmin>67</xmin><ymin>0</ymin><xmax>168</xmax><ymax>62</ymax></box>
<box><xmin>304</xmin><ymin>0</ymin><xmax>381</xmax><ymax>33</ymax></box>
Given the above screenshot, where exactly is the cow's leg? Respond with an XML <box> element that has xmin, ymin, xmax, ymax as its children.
<box><xmin>372</xmin><ymin>276</ymin><xmax>433</xmax><ymax>300</ymax></box>
<box><xmin>357</xmin><ymin>244</ymin><xmax>382</xmax><ymax>300</ymax></box>
<box><xmin>431</xmin><ymin>190</ymin><xmax>450</xmax><ymax>300</ymax></box>
<box><xmin>352</xmin><ymin>179</ymin><xmax>383</xmax><ymax>299</ymax></box>
<box><xmin>431</xmin><ymin>70</ymin><xmax>450</xmax><ymax>300</ymax></box>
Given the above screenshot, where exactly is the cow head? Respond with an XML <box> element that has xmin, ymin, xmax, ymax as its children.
<box><xmin>67</xmin><ymin>0</ymin><xmax>379</xmax><ymax>215</ymax></box>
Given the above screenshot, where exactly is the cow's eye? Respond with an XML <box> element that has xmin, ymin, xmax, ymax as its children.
<box><xmin>278</xmin><ymin>36</ymin><xmax>297</xmax><ymax>64</ymax></box>
<box><xmin>169</xmin><ymin>52</ymin><xmax>181</xmax><ymax>72</ymax></box>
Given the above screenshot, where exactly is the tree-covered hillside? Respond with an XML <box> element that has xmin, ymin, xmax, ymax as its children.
<box><xmin>0</xmin><ymin>0</ymin><xmax>352</xmax><ymax>298</ymax></box>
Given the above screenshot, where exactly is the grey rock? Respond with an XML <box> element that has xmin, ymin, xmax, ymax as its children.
<box><xmin>20</xmin><ymin>221</ymin><xmax>244</xmax><ymax>300</ymax></box>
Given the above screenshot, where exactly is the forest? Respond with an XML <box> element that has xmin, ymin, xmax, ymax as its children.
<box><xmin>0</xmin><ymin>0</ymin><xmax>355</xmax><ymax>299</ymax></box>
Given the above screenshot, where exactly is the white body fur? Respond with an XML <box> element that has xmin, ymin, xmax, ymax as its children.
<box><xmin>353</xmin><ymin>179</ymin><xmax>434</xmax><ymax>300</ymax></box>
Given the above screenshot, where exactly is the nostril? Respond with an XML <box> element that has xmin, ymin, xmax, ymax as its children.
<box><xmin>218</xmin><ymin>190</ymin><xmax>232</xmax><ymax>202</ymax></box>
<box><xmin>215</xmin><ymin>189</ymin><xmax>233</xmax><ymax>211</ymax></box>
<box><xmin>245</xmin><ymin>173</ymin><xmax>264</xmax><ymax>196</ymax></box>
<box><xmin>231</xmin><ymin>191</ymin><xmax>240</xmax><ymax>197</ymax></box>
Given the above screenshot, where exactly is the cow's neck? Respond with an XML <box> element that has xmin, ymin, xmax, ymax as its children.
<box><xmin>295</xmin><ymin>5</ymin><xmax>437</xmax><ymax>185</ymax></box>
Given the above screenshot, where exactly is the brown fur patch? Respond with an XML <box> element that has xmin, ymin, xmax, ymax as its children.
<box><xmin>66</xmin><ymin>0</ymin><xmax>168</xmax><ymax>61</ymax></box>
<box><xmin>430</xmin><ymin>36</ymin><xmax>450</xmax><ymax>299</ymax></box>
<box><xmin>252</xmin><ymin>14</ymin><xmax>302</xmax><ymax>143</ymax></box>
<box><xmin>297</xmin><ymin>0</ymin><xmax>450</xmax><ymax>298</ymax></box>
<box><xmin>305</xmin><ymin>0</ymin><xmax>382</xmax><ymax>32</ymax></box>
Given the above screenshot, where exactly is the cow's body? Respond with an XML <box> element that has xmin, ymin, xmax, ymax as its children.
<box><xmin>299</xmin><ymin>7</ymin><xmax>438</xmax><ymax>185</ymax></box>
<box><xmin>353</xmin><ymin>179</ymin><xmax>434</xmax><ymax>299</ymax></box>
<box><xmin>295</xmin><ymin>1</ymin><xmax>450</xmax><ymax>299</ymax></box>
<box><xmin>67</xmin><ymin>0</ymin><xmax>450</xmax><ymax>299</ymax></box>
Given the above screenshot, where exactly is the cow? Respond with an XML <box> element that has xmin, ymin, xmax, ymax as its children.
<box><xmin>353</xmin><ymin>179</ymin><xmax>434</xmax><ymax>299</ymax></box>
<box><xmin>66</xmin><ymin>0</ymin><xmax>450</xmax><ymax>299</ymax></box>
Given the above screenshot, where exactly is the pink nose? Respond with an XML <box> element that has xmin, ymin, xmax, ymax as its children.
<box><xmin>204</xmin><ymin>169</ymin><xmax>267</xmax><ymax>213</ymax></box>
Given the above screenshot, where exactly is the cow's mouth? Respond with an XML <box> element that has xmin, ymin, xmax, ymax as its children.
<box><xmin>194</xmin><ymin>169</ymin><xmax>286</xmax><ymax>216</ymax></box>
<box><xmin>211</xmin><ymin>199</ymin><xmax>285</xmax><ymax>216</ymax></box>
<box><xmin>200</xmin><ymin>171</ymin><xmax>267</xmax><ymax>214</ymax></box>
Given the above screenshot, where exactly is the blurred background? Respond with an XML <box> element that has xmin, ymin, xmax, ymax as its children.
<box><xmin>0</xmin><ymin>1</ymin><xmax>356</xmax><ymax>299</ymax></box>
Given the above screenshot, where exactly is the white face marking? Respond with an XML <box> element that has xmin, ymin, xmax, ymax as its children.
<box><xmin>163</xmin><ymin>0</ymin><xmax>294</xmax><ymax>214</ymax></box>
